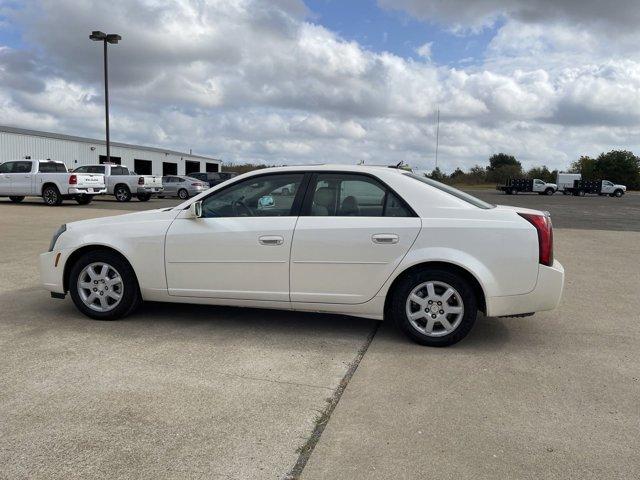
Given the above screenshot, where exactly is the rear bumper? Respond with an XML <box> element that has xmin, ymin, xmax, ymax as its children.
<box><xmin>486</xmin><ymin>260</ymin><xmax>564</xmax><ymax>317</ymax></box>
<box><xmin>137</xmin><ymin>186</ymin><xmax>164</xmax><ymax>194</ymax></box>
<box><xmin>68</xmin><ymin>187</ymin><xmax>106</xmax><ymax>195</ymax></box>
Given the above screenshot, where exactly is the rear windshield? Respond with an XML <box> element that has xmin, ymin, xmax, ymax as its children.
<box><xmin>404</xmin><ymin>173</ymin><xmax>495</xmax><ymax>209</ymax></box>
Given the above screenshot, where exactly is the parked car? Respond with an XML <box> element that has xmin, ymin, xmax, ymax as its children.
<box><xmin>72</xmin><ymin>163</ymin><xmax>163</xmax><ymax>202</ymax></box>
<box><xmin>159</xmin><ymin>175</ymin><xmax>208</xmax><ymax>199</ymax></box>
<box><xmin>497</xmin><ymin>178</ymin><xmax>557</xmax><ymax>195</ymax></box>
<box><xmin>189</xmin><ymin>171</ymin><xmax>237</xmax><ymax>188</ymax></box>
<box><xmin>562</xmin><ymin>177</ymin><xmax>626</xmax><ymax>197</ymax></box>
<box><xmin>0</xmin><ymin>159</ymin><xmax>106</xmax><ymax>205</ymax></box>
<box><xmin>40</xmin><ymin>165</ymin><xmax>564</xmax><ymax>347</ymax></box>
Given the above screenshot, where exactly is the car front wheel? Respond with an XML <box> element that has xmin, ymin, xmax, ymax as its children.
<box><xmin>69</xmin><ymin>251</ymin><xmax>141</xmax><ymax>320</ymax></box>
<box><xmin>178</xmin><ymin>188</ymin><xmax>189</xmax><ymax>199</ymax></box>
<box><xmin>390</xmin><ymin>269</ymin><xmax>477</xmax><ymax>347</ymax></box>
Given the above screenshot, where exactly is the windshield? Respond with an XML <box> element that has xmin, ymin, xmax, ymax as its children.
<box><xmin>404</xmin><ymin>173</ymin><xmax>495</xmax><ymax>209</ymax></box>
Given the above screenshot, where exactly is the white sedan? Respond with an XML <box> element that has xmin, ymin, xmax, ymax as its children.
<box><xmin>40</xmin><ymin>165</ymin><xmax>564</xmax><ymax>346</ymax></box>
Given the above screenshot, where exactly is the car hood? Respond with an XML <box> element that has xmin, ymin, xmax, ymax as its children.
<box><xmin>66</xmin><ymin>208</ymin><xmax>179</xmax><ymax>230</ymax></box>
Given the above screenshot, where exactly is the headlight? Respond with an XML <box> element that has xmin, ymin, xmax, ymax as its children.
<box><xmin>49</xmin><ymin>224</ymin><xmax>66</xmax><ymax>252</ymax></box>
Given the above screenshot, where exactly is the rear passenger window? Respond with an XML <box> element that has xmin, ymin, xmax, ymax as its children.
<box><xmin>38</xmin><ymin>162</ymin><xmax>65</xmax><ymax>173</ymax></box>
<box><xmin>309</xmin><ymin>173</ymin><xmax>412</xmax><ymax>217</ymax></box>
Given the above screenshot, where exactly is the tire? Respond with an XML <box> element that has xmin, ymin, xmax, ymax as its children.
<box><xmin>510</xmin><ymin>188</ymin><xmax>518</xmax><ymax>195</ymax></box>
<box><xmin>68</xmin><ymin>250</ymin><xmax>141</xmax><ymax>320</ymax></box>
<box><xmin>545</xmin><ymin>188</ymin><xmax>555</xmax><ymax>195</ymax></box>
<box><xmin>178</xmin><ymin>188</ymin><xmax>189</xmax><ymax>199</ymax></box>
<box><xmin>613</xmin><ymin>189</ymin><xmax>624</xmax><ymax>197</ymax></box>
<box><xmin>137</xmin><ymin>193</ymin><xmax>151</xmax><ymax>202</ymax></box>
<box><xmin>157</xmin><ymin>195</ymin><xmax>165</xmax><ymax>199</ymax></box>
<box><xmin>9</xmin><ymin>196</ymin><xmax>25</xmax><ymax>203</ymax></box>
<box><xmin>579</xmin><ymin>190</ymin><xmax>586</xmax><ymax>196</ymax></box>
<box><xmin>42</xmin><ymin>185</ymin><xmax>63</xmax><ymax>206</ymax></box>
<box><xmin>114</xmin><ymin>185</ymin><xmax>132</xmax><ymax>202</ymax></box>
<box><xmin>74</xmin><ymin>195</ymin><xmax>93</xmax><ymax>205</ymax></box>
<box><xmin>390</xmin><ymin>268</ymin><xmax>478</xmax><ymax>347</ymax></box>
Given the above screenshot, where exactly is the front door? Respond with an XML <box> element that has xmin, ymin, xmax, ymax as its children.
<box><xmin>290</xmin><ymin>172</ymin><xmax>421</xmax><ymax>304</ymax></box>
<box><xmin>164</xmin><ymin>172</ymin><xmax>305</xmax><ymax>301</ymax></box>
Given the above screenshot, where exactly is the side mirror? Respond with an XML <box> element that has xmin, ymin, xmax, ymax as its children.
<box><xmin>189</xmin><ymin>201</ymin><xmax>203</xmax><ymax>218</ymax></box>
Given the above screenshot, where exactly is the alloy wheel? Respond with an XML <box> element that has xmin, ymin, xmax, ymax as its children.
<box><xmin>77</xmin><ymin>262</ymin><xmax>124</xmax><ymax>312</ymax></box>
<box><xmin>405</xmin><ymin>281</ymin><xmax>464</xmax><ymax>337</ymax></box>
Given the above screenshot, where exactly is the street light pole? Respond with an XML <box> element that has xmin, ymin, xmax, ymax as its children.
<box><xmin>90</xmin><ymin>31</ymin><xmax>121</xmax><ymax>164</ymax></box>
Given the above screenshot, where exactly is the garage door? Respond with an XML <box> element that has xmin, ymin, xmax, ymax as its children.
<box><xmin>185</xmin><ymin>160</ymin><xmax>200</xmax><ymax>175</ymax></box>
<box><xmin>206</xmin><ymin>162</ymin><xmax>219</xmax><ymax>173</ymax></box>
<box><xmin>163</xmin><ymin>162</ymin><xmax>178</xmax><ymax>175</ymax></box>
<box><xmin>134</xmin><ymin>159</ymin><xmax>152</xmax><ymax>175</ymax></box>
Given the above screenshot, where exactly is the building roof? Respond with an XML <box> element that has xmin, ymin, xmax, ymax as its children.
<box><xmin>0</xmin><ymin>125</ymin><xmax>220</xmax><ymax>162</ymax></box>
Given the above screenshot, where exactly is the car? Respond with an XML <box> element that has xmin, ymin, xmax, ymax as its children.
<box><xmin>40</xmin><ymin>165</ymin><xmax>564</xmax><ymax>347</ymax></box>
<box><xmin>72</xmin><ymin>164</ymin><xmax>163</xmax><ymax>202</ymax></box>
<box><xmin>0</xmin><ymin>159</ymin><xmax>106</xmax><ymax>205</ymax></box>
<box><xmin>189</xmin><ymin>171</ymin><xmax>237</xmax><ymax>188</ymax></box>
<box><xmin>159</xmin><ymin>175</ymin><xmax>208</xmax><ymax>199</ymax></box>
<box><xmin>497</xmin><ymin>178</ymin><xmax>557</xmax><ymax>195</ymax></box>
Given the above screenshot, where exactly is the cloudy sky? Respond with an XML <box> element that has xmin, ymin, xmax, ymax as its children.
<box><xmin>1</xmin><ymin>0</ymin><xmax>640</xmax><ymax>171</ymax></box>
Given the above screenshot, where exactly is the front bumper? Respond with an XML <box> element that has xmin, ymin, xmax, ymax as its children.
<box><xmin>39</xmin><ymin>249</ymin><xmax>69</xmax><ymax>295</ymax></box>
<box><xmin>68</xmin><ymin>187</ymin><xmax>107</xmax><ymax>195</ymax></box>
<box><xmin>486</xmin><ymin>260</ymin><xmax>565</xmax><ymax>317</ymax></box>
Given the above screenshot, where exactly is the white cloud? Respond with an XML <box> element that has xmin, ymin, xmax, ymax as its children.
<box><xmin>415</xmin><ymin>42</ymin><xmax>432</xmax><ymax>59</ymax></box>
<box><xmin>0</xmin><ymin>0</ymin><xmax>640</xmax><ymax>172</ymax></box>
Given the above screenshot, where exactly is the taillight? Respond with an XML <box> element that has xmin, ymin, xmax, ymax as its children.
<box><xmin>69</xmin><ymin>175</ymin><xmax>77</xmax><ymax>185</ymax></box>
<box><xmin>138</xmin><ymin>177</ymin><xmax>144</xmax><ymax>185</ymax></box>
<box><xmin>518</xmin><ymin>213</ymin><xmax>553</xmax><ymax>266</ymax></box>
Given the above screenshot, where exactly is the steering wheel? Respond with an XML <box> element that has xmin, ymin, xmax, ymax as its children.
<box><xmin>232</xmin><ymin>198</ymin><xmax>253</xmax><ymax>217</ymax></box>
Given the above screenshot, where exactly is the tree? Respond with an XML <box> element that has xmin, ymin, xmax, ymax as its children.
<box><xmin>427</xmin><ymin>167</ymin><xmax>448</xmax><ymax>182</ymax></box>
<box><xmin>526</xmin><ymin>165</ymin><xmax>555</xmax><ymax>183</ymax></box>
<box><xmin>594</xmin><ymin>150</ymin><xmax>640</xmax><ymax>189</ymax></box>
<box><xmin>488</xmin><ymin>153</ymin><xmax>521</xmax><ymax>171</ymax></box>
<box><xmin>487</xmin><ymin>153</ymin><xmax>522</xmax><ymax>183</ymax></box>
<box><xmin>569</xmin><ymin>156</ymin><xmax>597</xmax><ymax>180</ymax></box>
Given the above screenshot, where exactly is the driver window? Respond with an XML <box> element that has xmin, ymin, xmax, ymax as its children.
<box><xmin>201</xmin><ymin>173</ymin><xmax>304</xmax><ymax>218</ymax></box>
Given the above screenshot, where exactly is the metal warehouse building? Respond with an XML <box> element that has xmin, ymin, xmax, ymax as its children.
<box><xmin>0</xmin><ymin>125</ymin><xmax>221</xmax><ymax>176</ymax></box>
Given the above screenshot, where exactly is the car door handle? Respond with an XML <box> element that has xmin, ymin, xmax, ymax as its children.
<box><xmin>372</xmin><ymin>233</ymin><xmax>399</xmax><ymax>244</ymax></box>
<box><xmin>258</xmin><ymin>235</ymin><xmax>284</xmax><ymax>246</ymax></box>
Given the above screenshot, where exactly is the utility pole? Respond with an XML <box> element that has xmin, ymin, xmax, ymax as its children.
<box><xmin>90</xmin><ymin>31</ymin><xmax>121</xmax><ymax>164</ymax></box>
<box><xmin>435</xmin><ymin>107</ymin><xmax>440</xmax><ymax>171</ymax></box>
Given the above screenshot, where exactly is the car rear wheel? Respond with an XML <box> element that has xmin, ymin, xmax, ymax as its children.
<box><xmin>42</xmin><ymin>185</ymin><xmax>63</xmax><ymax>206</ymax></box>
<box><xmin>390</xmin><ymin>269</ymin><xmax>477</xmax><ymax>347</ymax></box>
<box><xmin>114</xmin><ymin>185</ymin><xmax>132</xmax><ymax>202</ymax></box>
<box><xmin>510</xmin><ymin>188</ymin><xmax>518</xmax><ymax>195</ymax></box>
<box><xmin>178</xmin><ymin>188</ymin><xmax>189</xmax><ymax>199</ymax></box>
<box><xmin>69</xmin><ymin>251</ymin><xmax>141</xmax><ymax>320</ymax></box>
<box><xmin>9</xmin><ymin>196</ymin><xmax>25</xmax><ymax>203</ymax></box>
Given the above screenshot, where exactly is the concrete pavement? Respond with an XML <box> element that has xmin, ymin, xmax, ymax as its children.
<box><xmin>302</xmin><ymin>229</ymin><xmax>640</xmax><ymax>479</ymax></box>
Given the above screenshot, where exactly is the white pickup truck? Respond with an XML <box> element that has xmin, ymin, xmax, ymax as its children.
<box><xmin>72</xmin><ymin>163</ymin><xmax>163</xmax><ymax>202</ymax></box>
<box><xmin>0</xmin><ymin>159</ymin><xmax>106</xmax><ymax>205</ymax></box>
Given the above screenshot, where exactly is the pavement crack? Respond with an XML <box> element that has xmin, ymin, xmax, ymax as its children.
<box><xmin>285</xmin><ymin>321</ymin><xmax>380</xmax><ymax>479</ymax></box>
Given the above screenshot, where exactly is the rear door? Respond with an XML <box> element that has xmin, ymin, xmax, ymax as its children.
<box><xmin>11</xmin><ymin>161</ymin><xmax>35</xmax><ymax>195</ymax></box>
<box><xmin>290</xmin><ymin>172</ymin><xmax>421</xmax><ymax>304</ymax></box>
